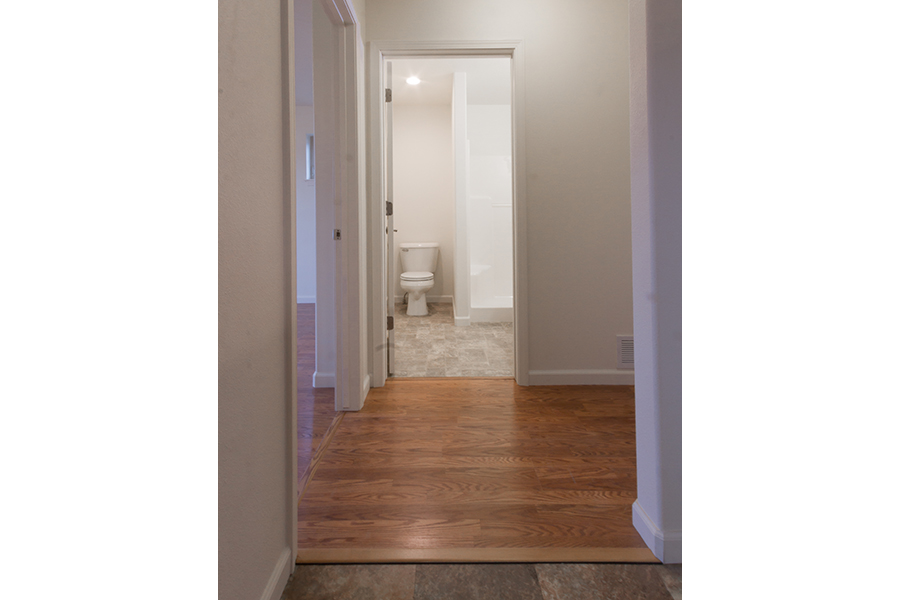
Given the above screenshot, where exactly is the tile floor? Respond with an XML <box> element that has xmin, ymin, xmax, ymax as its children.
<box><xmin>392</xmin><ymin>302</ymin><xmax>514</xmax><ymax>377</ymax></box>
<box><xmin>281</xmin><ymin>563</ymin><xmax>681</xmax><ymax>600</ymax></box>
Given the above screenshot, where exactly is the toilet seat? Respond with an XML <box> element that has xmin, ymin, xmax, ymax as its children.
<box><xmin>400</xmin><ymin>271</ymin><xmax>433</xmax><ymax>282</ymax></box>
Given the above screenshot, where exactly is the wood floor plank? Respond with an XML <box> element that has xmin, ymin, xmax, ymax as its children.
<box><xmin>318</xmin><ymin>453</ymin><xmax>537</xmax><ymax>469</ymax></box>
<box><xmin>296</xmin><ymin>304</ymin><xmax>337</xmax><ymax>480</ymax></box>
<box><xmin>297</xmin><ymin>376</ymin><xmax>653</xmax><ymax>561</ymax></box>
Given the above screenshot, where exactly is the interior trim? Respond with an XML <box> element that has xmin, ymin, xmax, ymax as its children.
<box><xmin>298</xmin><ymin>412</ymin><xmax>346</xmax><ymax>505</ymax></box>
<box><xmin>295</xmin><ymin>547</ymin><xmax>659</xmax><ymax>564</ymax></box>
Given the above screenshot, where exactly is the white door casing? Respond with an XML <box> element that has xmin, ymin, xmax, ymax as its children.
<box><xmin>385</xmin><ymin>60</ymin><xmax>395</xmax><ymax>377</ymax></box>
<box><xmin>367</xmin><ymin>40</ymin><xmax>529</xmax><ymax>387</ymax></box>
<box><xmin>319</xmin><ymin>0</ymin><xmax>365</xmax><ymax>411</ymax></box>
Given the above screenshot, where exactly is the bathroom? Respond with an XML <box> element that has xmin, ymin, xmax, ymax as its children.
<box><xmin>390</xmin><ymin>57</ymin><xmax>514</xmax><ymax>378</ymax></box>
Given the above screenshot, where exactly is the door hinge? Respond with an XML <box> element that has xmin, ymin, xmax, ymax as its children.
<box><xmin>387</xmin><ymin>316</ymin><xmax>394</xmax><ymax>331</ymax></box>
<box><xmin>333</xmin><ymin>229</ymin><xmax>341</xmax><ymax>241</ymax></box>
<box><xmin>386</xmin><ymin>201</ymin><xmax>393</xmax><ymax>216</ymax></box>
<box><xmin>385</xmin><ymin>88</ymin><xmax>392</xmax><ymax>103</ymax></box>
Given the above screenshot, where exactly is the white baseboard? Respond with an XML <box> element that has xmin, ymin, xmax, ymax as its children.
<box><xmin>313</xmin><ymin>371</ymin><xmax>335</xmax><ymax>388</ymax></box>
<box><xmin>451</xmin><ymin>297</ymin><xmax>470</xmax><ymax>326</ymax></box>
<box><xmin>361</xmin><ymin>374</ymin><xmax>371</xmax><ymax>407</ymax></box>
<box><xmin>296</xmin><ymin>296</ymin><xmax>315</xmax><ymax>304</ymax></box>
<box><xmin>260</xmin><ymin>546</ymin><xmax>294</xmax><ymax>600</ymax></box>
<box><xmin>527</xmin><ymin>369</ymin><xmax>635</xmax><ymax>385</ymax></box>
<box><xmin>632</xmin><ymin>500</ymin><xmax>681</xmax><ymax>563</ymax></box>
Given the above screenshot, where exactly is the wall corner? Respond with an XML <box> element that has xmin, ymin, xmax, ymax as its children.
<box><xmin>633</xmin><ymin>500</ymin><xmax>682</xmax><ymax>564</ymax></box>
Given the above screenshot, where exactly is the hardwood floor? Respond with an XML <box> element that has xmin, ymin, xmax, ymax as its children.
<box><xmin>297</xmin><ymin>304</ymin><xmax>336</xmax><ymax>480</ymax></box>
<box><xmin>297</xmin><ymin>377</ymin><xmax>655</xmax><ymax>562</ymax></box>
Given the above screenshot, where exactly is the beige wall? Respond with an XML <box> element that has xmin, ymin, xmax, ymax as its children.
<box><xmin>219</xmin><ymin>0</ymin><xmax>296</xmax><ymax>597</ymax></box>
<box><xmin>392</xmin><ymin>104</ymin><xmax>455</xmax><ymax>300</ymax></box>
<box><xmin>367</xmin><ymin>0</ymin><xmax>635</xmax><ymax>376</ymax></box>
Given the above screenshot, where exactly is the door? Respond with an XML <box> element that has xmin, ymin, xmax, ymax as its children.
<box><xmin>385</xmin><ymin>60</ymin><xmax>395</xmax><ymax>377</ymax></box>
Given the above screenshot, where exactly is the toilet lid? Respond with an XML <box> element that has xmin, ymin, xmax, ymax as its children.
<box><xmin>400</xmin><ymin>271</ymin><xmax>433</xmax><ymax>282</ymax></box>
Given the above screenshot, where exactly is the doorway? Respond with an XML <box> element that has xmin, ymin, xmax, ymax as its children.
<box><xmin>387</xmin><ymin>57</ymin><xmax>514</xmax><ymax>378</ymax></box>
<box><xmin>368</xmin><ymin>41</ymin><xmax>529</xmax><ymax>389</ymax></box>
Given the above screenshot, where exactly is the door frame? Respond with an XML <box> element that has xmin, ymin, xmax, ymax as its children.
<box><xmin>367</xmin><ymin>40</ymin><xmax>529</xmax><ymax>388</ymax></box>
<box><xmin>318</xmin><ymin>0</ymin><xmax>366</xmax><ymax>411</ymax></box>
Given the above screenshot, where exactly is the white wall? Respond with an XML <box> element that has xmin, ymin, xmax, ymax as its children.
<box><xmin>219</xmin><ymin>0</ymin><xmax>296</xmax><ymax>597</ymax></box>
<box><xmin>367</xmin><ymin>0</ymin><xmax>635</xmax><ymax>381</ymax></box>
<box><xmin>296</xmin><ymin>105</ymin><xmax>316</xmax><ymax>303</ymax></box>
<box><xmin>467</xmin><ymin>105</ymin><xmax>511</xmax><ymax>157</ymax></box>
<box><xmin>355</xmin><ymin>16</ymin><xmax>370</xmax><ymax>403</ymax></box>
<box><xmin>294</xmin><ymin>0</ymin><xmax>314</xmax><ymax>105</ymax></box>
<box><xmin>312</xmin><ymin>0</ymin><xmax>337</xmax><ymax>387</ymax></box>
<box><xmin>629</xmin><ymin>0</ymin><xmax>682</xmax><ymax>563</ymax></box>
<box><xmin>451</xmin><ymin>71</ymin><xmax>469</xmax><ymax>324</ymax></box>
<box><xmin>392</xmin><ymin>104</ymin><xmax>455</xmax><ymax>301</ymax></box>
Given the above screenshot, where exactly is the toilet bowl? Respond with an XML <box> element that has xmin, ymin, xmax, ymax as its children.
<box><xmin>400</xmin><ymin>272</ymin><xmax>434</xmax><ymax>316</ymax></box>
<box><xmin>399</xmin><ymin>242</ymin><xmax>439</xmax><ymax>316</ymax></box>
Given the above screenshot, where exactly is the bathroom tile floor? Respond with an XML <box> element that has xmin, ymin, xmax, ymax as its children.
<box><xmin>392</xmin><ymin>302</ymin><xmax>514</xmax><ymax>377</ymax></box>
<box><xmin>281</xmin><ymin>563</ymin><xmax>681</xmax><ymax>600</ymax></box>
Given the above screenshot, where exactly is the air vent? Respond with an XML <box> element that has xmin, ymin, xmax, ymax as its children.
<box><xmin>617</xmin><ymin>335</ymin><xmax>634</xmax><ymax>369</ymax></box>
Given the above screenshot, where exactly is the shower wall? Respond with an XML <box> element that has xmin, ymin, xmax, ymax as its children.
<box><xmin>467</xmin><ymin>104</ymin><xmax>513</xmax><ymax>322</ymax></box>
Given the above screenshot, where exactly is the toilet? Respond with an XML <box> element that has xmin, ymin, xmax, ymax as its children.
<box><xmin>399</xmin><ymin>242</ymin><xmax>439</xmax><ymax>316</ymax></box>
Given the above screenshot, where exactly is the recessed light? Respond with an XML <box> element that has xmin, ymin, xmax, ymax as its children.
<box><xmin>406</xmin><ymin>76</ymin><xmax>421</xmax><ymax>85</ymax></box>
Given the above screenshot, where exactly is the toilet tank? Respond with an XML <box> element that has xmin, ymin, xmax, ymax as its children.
<box><xmin>399</xmin><ymin>242</ymin><xmax>439</xmax><ymax>273</ymax></box>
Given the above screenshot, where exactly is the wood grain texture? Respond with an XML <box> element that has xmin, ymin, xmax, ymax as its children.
<box><xmin>295</xmin><ymin>547</ymin><xmax>658</xmax><ymax>564</ymax></box>
<box><xmin>298</xmin><ymin>378</ymin><xmax>654</xmax><ymax>562</ymax></box>
<box><xmin>297</xmin><ymin>304</ymin><xmax>337</xmax><ymax>479</ymax></box>
<box><xmin>298</xmin><ymin>411</ymin><xmax>345</xmax><ymax>503</ymax></box>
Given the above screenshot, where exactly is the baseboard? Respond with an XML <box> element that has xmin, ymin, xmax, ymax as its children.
<box><xmin>361</xmin><ymin>374</ymin><xmax>371</xmax><ymax>406</ymax></box>
<box><xmin>296</xmin><ymin>296</ymin><xmax>315</xmax><ymax>304</ymax></box>
<box><xmin>632</xmin><ymin>500</ymin><xmax>681</xmax><ymax>564</ymax></box>
<box><xmin>451</xmin><ymin>297</ymin><xmax>470</xmax><ymax>327</ymax></box>
<box><xmin>527</xmin><ymin>369</ymin><xmax>635</xmax><ymax>385</ymax></box>
<box><xmin>313</xmin><ymin>371</ymin><xmax>335</xmax><ymax>388</ymax></box>
<box><xmin>260</xmin><ymin>546</ymin><xmax>294</xmax><ymax>600</ymax></box>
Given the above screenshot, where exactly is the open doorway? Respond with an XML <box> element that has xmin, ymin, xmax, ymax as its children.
<box><xmin>294</xmin><ymin>0</ymin><xmax>330</xmax><ymax>484</ymax></box>
<box><xmin>387</xmin><ymin>57</ymin><xmax>515</xmax><ymax>378</ymax></box>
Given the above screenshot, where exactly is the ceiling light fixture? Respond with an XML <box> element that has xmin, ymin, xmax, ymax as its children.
<box><xmin>406</xmin><ymin>76</ymin><xmax>421</xmax><ymax>85</ymax></box>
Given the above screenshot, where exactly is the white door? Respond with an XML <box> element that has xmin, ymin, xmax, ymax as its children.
<box><xmin>385</xmin><ymin>60</ymin><xmax>395</xmax><ymax>377</ymax></box>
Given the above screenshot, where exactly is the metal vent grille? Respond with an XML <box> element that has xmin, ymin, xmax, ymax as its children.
<box><xmin>617</xmin><ymin>335</ymin><xmax>634</xmax><ymax>369</ymax></box>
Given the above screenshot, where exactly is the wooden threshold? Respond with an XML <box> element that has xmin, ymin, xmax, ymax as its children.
<box><xmin>297</xmin><ymin>411</ymin><xmax>345</xmax><ymax>505</ymax></box>
<box><xmin>295</xmin><ymin>547</ymin><xmax>659</xmax><ymax>564</ymax></box>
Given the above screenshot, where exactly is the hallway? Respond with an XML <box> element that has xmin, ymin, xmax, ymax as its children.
<box><xmin>297</xmin><ymin>376</ymin><xmax>652</xmax><ymax>561</ymax></box>
<box><xmin>286</xmin><ymin>306</ymin><xmax>677</xmax><ymax>598</ymax></box>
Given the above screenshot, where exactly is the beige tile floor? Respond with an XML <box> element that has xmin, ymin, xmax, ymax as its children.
<box><xmin>391</xmin><ymin>301</ymin><xmax>514</xmax><ymax>377</ymax></box>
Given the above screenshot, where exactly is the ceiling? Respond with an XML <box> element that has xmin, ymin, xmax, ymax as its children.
<box><xmin>390</xmin><ymin>57</ymin><xmax>511</xmax><ymax>106</ymax></box>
